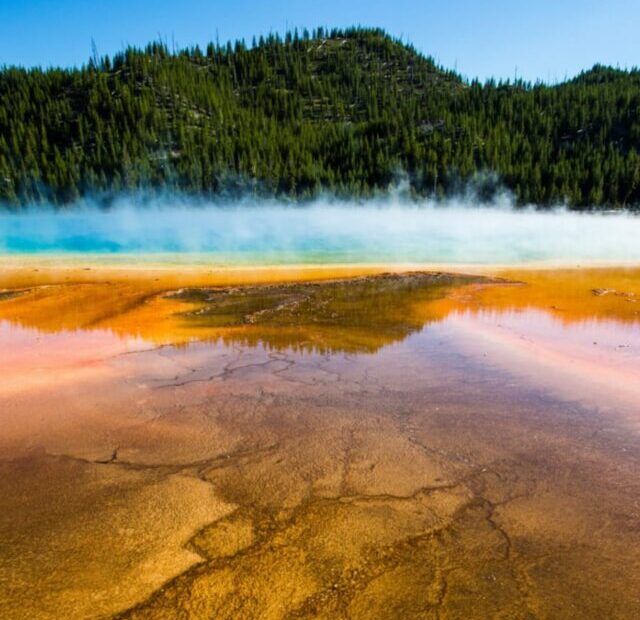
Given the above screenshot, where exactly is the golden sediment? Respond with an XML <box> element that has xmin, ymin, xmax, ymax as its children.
<box><xmin>0</xmin><ymin>268</ymin><xmax>488</xmax><ymax>349</ymax></box>
<box><xmin>0</xmin><ymin>265</ymin><xmax>639</xmax><ymax>619</ymax></box>
<box><xmin>2</xmin><ymin>262</ymin><xmax>639</xmax><ymax>352</ymax></box>
<box><xmin>0</xmin><ymin>451</ymin><xmax>233</xmax><ymax>620</ymax></box>
<box><xmin>448</xmin><ymin>266</ymin><xmax>640</xmax><ymax>324</ymax></box>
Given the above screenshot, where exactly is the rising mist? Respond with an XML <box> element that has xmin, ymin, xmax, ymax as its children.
<box><xmin>1</xmin><ymin>194</ymin><xmax>639</xmax><ymax>265</ymax></box>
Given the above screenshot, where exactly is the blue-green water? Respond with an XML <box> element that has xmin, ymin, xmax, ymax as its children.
<box><xmin>1</xmin><ymin>201</ymin><xmax>639</xmax><ymax>265</ymax></box>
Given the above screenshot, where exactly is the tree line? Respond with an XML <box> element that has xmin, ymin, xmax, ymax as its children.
<box><xmin>0</xmin><ymin>27</ymin><xmax>639</xmax><ymax>208</ymax></box>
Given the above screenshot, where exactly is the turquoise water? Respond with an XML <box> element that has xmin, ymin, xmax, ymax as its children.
<box><xmin>1</xmin><ymin>201</ymin><xmax>640</xmax><ymax>265</ymax></box>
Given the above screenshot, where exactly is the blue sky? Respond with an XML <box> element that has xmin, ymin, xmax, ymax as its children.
<box><xmin>0</xmin><ymin>0</ymin><xmax>637</xmax><ymax>82</ymax></box>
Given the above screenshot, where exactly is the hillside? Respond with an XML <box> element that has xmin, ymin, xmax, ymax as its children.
<box><xmin>0</xmin><ymin>27</ymin><xmax>639</xmax><ymax>208</ymax></box>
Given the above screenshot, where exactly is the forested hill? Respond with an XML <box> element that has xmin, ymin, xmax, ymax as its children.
<box><xmin>1</xmin><ymin>27</ymin><xmax>639</xmax><ymax>208</ymax></box>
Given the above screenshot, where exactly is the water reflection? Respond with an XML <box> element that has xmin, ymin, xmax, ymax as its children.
<box><xmin>1</xmin><ymin>267</ymin><xmax>639</xmax><ymax>356</ymax></box>
<box><xmin>0</xmin><ymin>272</ymin><xmax>482</xmax><ymax>352</ymax></box>
<box><xmin>2</xmin><ymin>266</ymin><xmax>639</xmax><ymax>418</ymax></box>
<box><xmin>1</xmin><ymin>266</ymin><xmax>639</xmax><ymax>343</ymax></box>
<box><xmin>2</xmin><ymin>267</ymin><xmax>640</xmax><ymax>618</ymax></box>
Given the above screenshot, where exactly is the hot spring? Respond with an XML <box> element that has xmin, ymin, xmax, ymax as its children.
<box><xmin>1</xmin><ymin>196</ymin><xmax>639</xmax><ymax>265</ymax></box>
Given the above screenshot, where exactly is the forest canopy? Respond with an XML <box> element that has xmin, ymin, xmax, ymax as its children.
<box><xmin>0</xmin><ymin>27</ymin><xmax>639</xmax><ymax>209</ymax></box>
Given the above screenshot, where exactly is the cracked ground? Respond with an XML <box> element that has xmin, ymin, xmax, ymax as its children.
<box><xmin>0</xmin><ymin>271</ymin><xmax>639</xmax><ymax>619</ymax></box>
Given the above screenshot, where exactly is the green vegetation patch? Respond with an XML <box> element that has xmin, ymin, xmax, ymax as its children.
<box><xmin>1</xmin><ymin>28</ymin><xmax>639</xmax><ymax>208</ymax></box>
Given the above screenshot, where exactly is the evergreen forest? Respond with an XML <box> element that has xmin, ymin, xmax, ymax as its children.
<box><xmin>1</xmin><ymin>27</ymin><xmax>639</xmax><ymax>208</ymax></box>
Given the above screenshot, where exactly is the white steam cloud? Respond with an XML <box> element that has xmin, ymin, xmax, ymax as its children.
<box><xmin>1</xmin><ymin>194</ymin><xmax>639</xmax><ymax>265</ymax></box>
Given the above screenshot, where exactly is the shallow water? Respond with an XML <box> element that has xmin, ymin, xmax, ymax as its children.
<box><xmin>0</xmin><ymin>266</ymin><xmax>639</xmax><ymax>619</ymax></box>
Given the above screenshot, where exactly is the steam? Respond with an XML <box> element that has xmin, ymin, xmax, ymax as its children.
<box><xmin>1</xmin><ymin>193</ymin><xmax>639</xmax><ymax>265</ymax></box>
